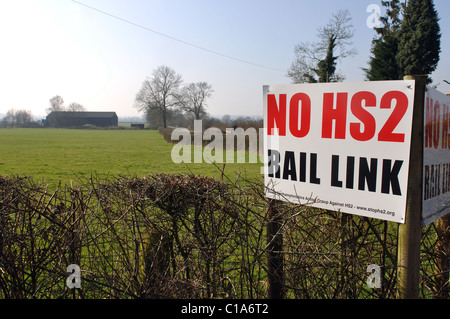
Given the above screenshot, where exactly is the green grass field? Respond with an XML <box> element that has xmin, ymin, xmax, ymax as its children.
<box><xmin>0</xmin><ymin>128</ymin><xmax>262</xmax><ymax>187</ymax></box>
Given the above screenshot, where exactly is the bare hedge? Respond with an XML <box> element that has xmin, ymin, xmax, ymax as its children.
<box><xmin>0</xmin><ymin>174</ymin><xmax>447</xmax><ymax>299</ymax></box>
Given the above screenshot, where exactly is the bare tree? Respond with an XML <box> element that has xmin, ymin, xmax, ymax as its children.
<box><xmin>1</xmin><ymin>109</ymin><xmax>16</xmax><ymax>127</ymax></box>
<box><xmin>47</xmin><ymin>95</ymin><xmax>65</xmax><ymax>113</ymax></box>
<box><xmin>67</xmin><ymin>102</ymin><xmax>86</xmax><ymax>112</ymax></box>
<box><xmin>15</xmin><ymin>109</ymin><xmax>33</xmax><ymax>125</ymax></box>
<box><xmin>181</xmin><ymin>82</ymin><xmax>213</xmax><ymax>120</ymax></box>
<box><xmin>0</xmin><ymin>109</ymin><xmax>33</xmax><ymax>127</ymax></box>
<box><xmin>317</xmin><ymin>9</ymin><xmax>357</xmax><ymax>59</ymax></box>
<box><xmin>135</xmin><ymin>66</ymin><xmax>183</xmax><ymax>128</ymax></box>
<box><xmin>288</xmin><ymin>9</ymin><xmax>356</xmax><ymax>83</ymax></box>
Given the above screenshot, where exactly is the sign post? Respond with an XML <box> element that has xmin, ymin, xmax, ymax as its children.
<box><xmin>266</xmin><ymin>199</ymin><xmax>284</xmax><ymax>299</ymax></box>
<box><xmin>396</xmin><ymin>75</ymin><xmax>427</xmax><ymax>299</ymax></box>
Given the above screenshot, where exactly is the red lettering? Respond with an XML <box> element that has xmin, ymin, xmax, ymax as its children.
<box><xmin>322</xmin><ymin>93</ymin><xmax>348</xmax><ymax>139</ymax></box>
<box><xmin>426</xmin><ymin>98</ymin><xmax>448</xmax><ymax>150</ymax></box>
<box><xmin>289</xmin><ymin>93</ymin><xmax>311</xmax><ymax>138</ymax></box>
<box><xmin>443</xmin><ymin>104</ymin><xmax>449</xmax><ymax>149</ymax></box>
<box><xmin>268</xmin><ymin>90</ymin><xmax>411</xmax><ymax>143</ymax></box>
<box><xmin>350</xmin><ymin>91</ymin><xmax>377</xmax><ymax>141</ymax></box>
<box><xmin>425</xmin><ymin>97</ymin><xmax>433</xmax><ymax>148</ymax></box>
<box><xmin>433</xmin><ymin>100</ymin><xmax>440</xmax><ymax>149</ymax></box>
<box><xmin>378</xmin><ymin>91</ymin><xmax>408</xmax><ymax>142</ymax></box>
<box><xmin>267</xmin><ymin>94</ymin><xmax>286</xmax><ymax>136</ymax></box>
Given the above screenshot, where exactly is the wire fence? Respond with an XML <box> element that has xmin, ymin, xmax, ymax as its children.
<box><xmin>0</xmin><ymin>173</ymin><xmax>448</xmax><ymax>299</ymax></box>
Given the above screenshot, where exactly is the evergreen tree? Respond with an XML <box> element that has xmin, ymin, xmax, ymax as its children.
<box><xmin>364</xmin><ymin>0</ymin><xmax>404</xmax><ymax>81</ymax></box>
<box><xmin>316</xmin><ymin>35</ymin><xmax>338</xmax><ymax>83</ymax></box>
<box><xmin>396</xmin><ymin>0</ymin><xmax>441</xmax><ymax>83</ymax></box>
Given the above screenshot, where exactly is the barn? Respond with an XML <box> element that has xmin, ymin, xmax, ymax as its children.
<box><xmin>46</xmin><ymin>111</ymin><xmax>118</xmax><ymax>128</ymax></box>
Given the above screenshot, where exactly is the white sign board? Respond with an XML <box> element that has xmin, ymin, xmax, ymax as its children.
<box><xmin>263</xmin><ymin>81</ymin><xmax>416</xmax><ymax>223</ymax></box>
<box><xmin>422</xmin><ymin>88</ymin><xmax>450</xmax><ymax>226</ymax></box>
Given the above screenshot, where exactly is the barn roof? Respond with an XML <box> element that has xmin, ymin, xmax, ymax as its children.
<box><xmin>48</xmin><ymin>111</ymin><xmax>117</xmax><ymax>118</ymax></box>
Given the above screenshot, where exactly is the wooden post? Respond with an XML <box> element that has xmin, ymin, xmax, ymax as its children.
<box><xmin>267</xmin><ymin>199</ymin><xmax>284</xmax><ymax>299</ymax></box>
<box><xmin>396</xmin><ymin>75</ymin><xmax>427</xmax><ymax>299</ymax></box>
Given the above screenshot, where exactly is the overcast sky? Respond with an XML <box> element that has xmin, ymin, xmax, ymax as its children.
<box><xmin>0</xmin><ymin>0</ymin><xmax>449</xmax><ymax>119</ymax></box>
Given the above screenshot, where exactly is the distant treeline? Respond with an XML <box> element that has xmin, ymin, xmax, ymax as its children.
<box><xmin>0</xmin><ymin>109</ymin><xmax>41</xmax><ymax>128</ymax></box>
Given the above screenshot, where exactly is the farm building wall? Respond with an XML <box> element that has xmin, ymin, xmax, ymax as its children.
<box><xmin>46</xmin><ymin>112</ymin><xmax>118</xmax><ymax>128</ymax></box>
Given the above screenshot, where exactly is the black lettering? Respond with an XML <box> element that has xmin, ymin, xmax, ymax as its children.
<box><xmin>444</xmin><ymin>163</ymin><xmax>450</xmax><ymax>193</ymax></box>
<box><xmin>424</xmin><ymin>165</ymin><xmax>430</xmax><ymax>200</ymax></box>
<box><xmin>381</xmin><ymin>160</ymin><xmax>403</xmax><ymax>196</ymax></box>
<box><xmin>331</xmin><ymin>155</ymin><xmax>343</xmax><ymax>188</ymax></box>
<box><xmin>299</xmin><ymin>152</ymin><xmax>307</xmax><ymax>182</ymax></box>
<box><xmin>424</xmin><ymin>164</ymin><xmax>447</xmax><ymax>200</ymax></box>
<box><xmin>437</xmin><ymin>164</ymin><xmax>441</xmax><ymax>196</ymax></box>
<box><xmin>346</xmin><ymin>156</ymin><xmax>355</xmax><ymax>189</ymax></box>
<box><xmin>268</xmin><ymin>149</ymin><xmax>280</xmax><ymax>178</ymax></box>
<box><xmin>310</xmin><ymin>153</ymin><xmax>321</xmax><ymax>184</ymax></box>
<box><xmin>431</xmin><ymin>164</ymin><xmax>435</xmax><ymax>197</ymax></box>
<box><xmin>283</xmin><ymin>151</ymin><xmax>297</xmax><ymax>181</ymax></box>
<box><xmin>358</xmin><ymin>158</ymin><xmax>378</xmax><ymax>192</ymax></box>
